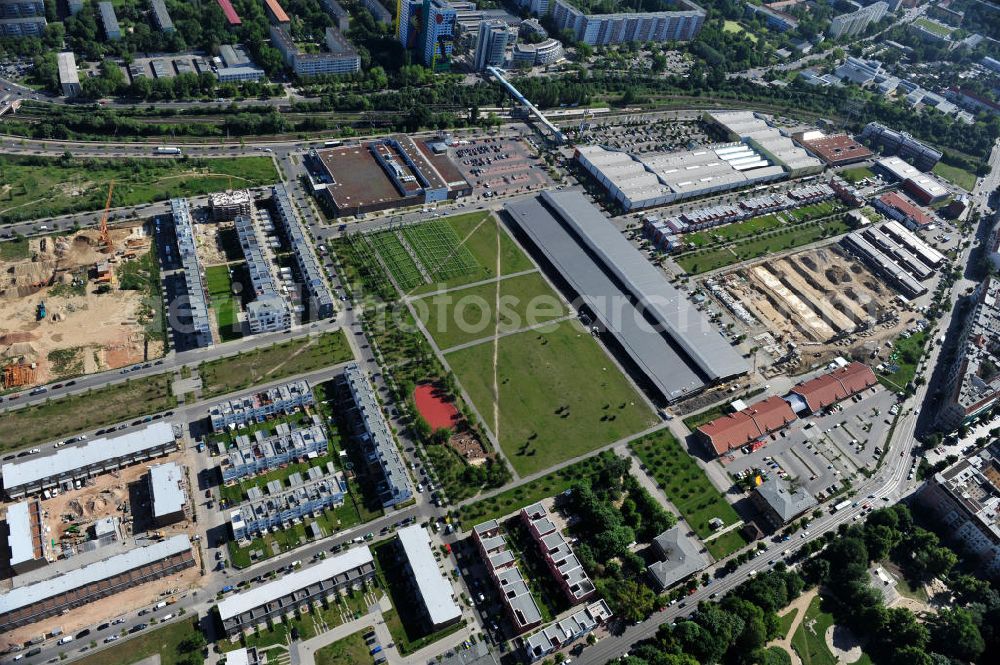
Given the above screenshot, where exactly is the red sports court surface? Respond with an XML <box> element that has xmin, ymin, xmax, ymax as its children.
<box><xmin>413</xmin><ymin>384</ymin><xmax>460</xmax><ymax>430</ymax></box>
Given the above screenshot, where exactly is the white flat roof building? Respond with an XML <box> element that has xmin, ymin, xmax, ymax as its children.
<box><xmin>876</xmin><ymin>156</ymin><xmax>949</xmax><ymax>202</ymax></box>
<box><xmin>576</xmin><ymin>143</ymin><xmax>787</xmax><ymax>211</ymax></box>
<box><xmin>56</xmin><ymin>51</ymin><xmax>80</xmax><ymax>97</ymax></box>
<box><xmin>397</xmin><ymin>525</ymin><xmax>462</xmax><ymax>629</ymax></box>
<box><xmin>2</xmin><ymin>422</ymin><xmax>177</xmax><ymax>499</ymax></box>
<box><xmin>5</xmin><ymin>500</ymin><xmax>46</xmax><ymax>574</ymax></box>
<box><xmin>148</xmin><ymin>462</ymin><xmax>186</xmax><ymax>524</ymax></box>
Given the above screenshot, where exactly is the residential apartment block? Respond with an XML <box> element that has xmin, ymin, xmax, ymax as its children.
<box><xmin>0</xmin><ymin>0</ymin><xmax>45</xmax><ymax>36</ymax></box>
<box><xmin>472</xmin><ymin>520</ymin><xmax>543</xmax><ymax>634</ymax></box>
<box><xmin>98</xmin><ymin>1</ymin><xmax>120</xmax><ymax>40</ymax></box>
<box><xmin>217</xmin><ymin>547</ymin><xmax>376</xmax><ymax>635</ymax></box>
<box><xmin>269</xmin><ymin>23</ymin><xmax>360</xmax><ymax>77</ymax></box>
<box><xmin>1</xmin><ymin>423</ymin><xmax>178</xmax><ymax>500</ymax></box>
<box><xmin>148</xmin><ymin>462</ymin><xmax>186</xmax><ymax>527</ymax></box>
<box><xmin>229</xmin><ymin>463</ymin><xmax>347</xmax><ymax>540</ymax></box>
<box><xmin>422</xmin><ymin>0</ymin><xmax>457</xmax><ymax>69</ymax></box>
<box><xmin>172</xmin><ymin>198</ymin><xmax>214</xmax><ymax>348</ymax></box>
<box><xmin>0</xmin><ymin>536</ymin><xmax>194</xmax><ymax>631</ymax></box>
<box><xmin>3</xmin><ymin>499</ymin><xmax>48</xmax><ymax>574</ymax></box>
<box><xmin>150</xmin><ymin>0</ymin><xmax>174</xmax><ymax>32</ymax></box>
<box><xmin>0</xmin><ymin>0</ymin><xmax>44</xmax><ymax>17</ymax></box>
<box><xmin>220</xmin><ymin>420</ymin><xmax>328</xmax><ymax>483</ymax></box>
<box><xmin>208</xmin><ymin>380</ymin><xmax>315</xmax><ymax>432</ymax></box>
<box><xmin>919</xmin><ymin>444</ymin><xmax>1000</xmax><ymax>578</ymax></box>
<box><xmin>828</xmin><ymin>1</ymin><xmax>887</xmax><ymax>39</ymax></box>
<box><xmin>362</xmin><ymin>0</ymin><xmax>391</xmax><ymax>23</ymax></box>
<box><xmin>209</xmin><ymin>189</ymin><xmax>254</xmax><ymax>221</ymax></box>
<box><xmin>521</xmin><ymin>502</ymin><xmax>596</xmax><ymax>605</ymax></box>
<box><xmin>235</xmin><ymin>213</ymin><xmax>291</xmax><ymax>334</ymax></box>
<box><xmin>548</xmin><ymin>0</ymin><xmax>705</xmax><ymax>46</ymax></box>
<box><xmin>937</xmin><ymin>277</ymin><xmax>1000</xmax><ymax>431</ymax></box>
<box><xmin>394</xmin><ymin>526</ymin><xmax>463</xmax><ymax>631</ymax></box>
<box><xmin>271</xmin><ymin>185</ymin><xmax>334</xmax><ymax>319</ymax></box>
<box><xmin>344</xmin><ymin>364</ymin><xmax>414</xmax><ymax>508</ymax></box>
<box><xmin>523</xmin><ymin>600</ymin><xmax>613</xmax><ymax>662</ymax></box>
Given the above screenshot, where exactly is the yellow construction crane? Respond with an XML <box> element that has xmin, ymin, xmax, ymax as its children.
<box><xmin>99</xmin><ymin>180</ymin><xmax>115</xmax><ymax>253</ymax></box>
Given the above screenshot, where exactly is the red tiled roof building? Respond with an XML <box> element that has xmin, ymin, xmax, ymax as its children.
<box><xmin>696</xmin><ymin>395</ymin><xmax>798</xmax><ymax>456</ymax></box>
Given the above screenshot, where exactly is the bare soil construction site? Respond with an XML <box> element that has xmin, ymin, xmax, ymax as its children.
<box><xmin>714</xmin><ymin>246</ymin><xmax>919</xmax><ymax>374</ymax></box>
<box><xmin>0</xmin><ymin>449</ymin><xmax>200</xmax><ymax>647</ymax></box>
<box><xmin>0</xmin><ymin>226</ymin><xmax>162</xmax><ymax>388</ymax></box>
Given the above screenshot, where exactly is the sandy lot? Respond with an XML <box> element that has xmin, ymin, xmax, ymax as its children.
<box><xmin>717</xmin><ymin>245</ymin><xmax>918</xmax><ymax>374</ymax></box>
<box><xmin>194</xmin><ymin>220</ymin><xmax>237</xmax><ymax>267</ymax></box>
<box><xmin>0</xmin><ymin>226</ymin><xmax>162</xmax><ymax>386</ymax></box>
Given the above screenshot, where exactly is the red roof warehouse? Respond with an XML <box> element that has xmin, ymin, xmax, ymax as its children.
<box><xmin>789</xmin><ymin>362</ymin><xmax>877</xmax><ymax>413</ymax></box>
<box><xmin>697</xmin><ymin>396</ymin><xmax>798</xmax><ymax>456</ymax></box>
<box><xmin>800</xmin><ymin>134</ymin><xmax>873</xmax><ymax>167</ymax></box>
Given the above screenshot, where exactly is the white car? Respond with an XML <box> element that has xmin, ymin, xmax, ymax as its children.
<box><xmin>104</xmin><ymin>636</ymin><xmax>119</xmax><ymax>643</ymax></box>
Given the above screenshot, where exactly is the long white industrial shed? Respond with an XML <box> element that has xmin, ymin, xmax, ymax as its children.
<box><xmin>1</xmin><ymin>422</ymin><xmax>178</xmax><ymax>499</ymax></box>
<box><xmin>506</xmin><ymin>191</ymin><xmax>748</xmax><ymax>401</ymax></box>
<box><xmin>397</xmin><ymin>525</ymin><xmax>462</xmax><ymax>629</ymax></box>
<box><xmin>0</xmin><ymin>535</ymin><xmax>194</xmax><ymax>631</ymax></box>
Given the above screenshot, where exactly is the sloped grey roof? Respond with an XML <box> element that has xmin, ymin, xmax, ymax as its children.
<box><xmin>755</xmin><ymin>477</ymin><xmax>817</xmax><ymax>522</ymax></box>
<box><xmin>647</xmin><ymin>526</ymin><xmax>708</xmax><ymax>589</ymax></box>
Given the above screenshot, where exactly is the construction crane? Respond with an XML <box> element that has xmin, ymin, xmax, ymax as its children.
<box><xmin>99</xmin><ymin>180</ymin><xmax>115</xmax><ymax>253</ymax></box>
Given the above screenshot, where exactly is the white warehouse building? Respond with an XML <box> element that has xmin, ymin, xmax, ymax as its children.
<box><xmin>575</xmin><ymin>143</ymin><xmax>786</xmax><ymax>212</ymax></box>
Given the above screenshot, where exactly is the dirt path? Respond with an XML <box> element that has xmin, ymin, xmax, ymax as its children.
<box><xmin>767</xmin><ymin>587</ymin><xmax>819</xmax><ymax>665</ymax></box>
<box><xmin>263</xmin><ymin>335</ymin><xmax>317</xmax><ymax>378</ymax></box>
<box><xmin>490</xmin><ymin>219</ymin><xmax>502</xmax><ymax>445</ymax></box>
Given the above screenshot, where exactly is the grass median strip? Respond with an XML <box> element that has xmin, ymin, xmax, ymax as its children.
<box><xmin>198</xmin><ymin>329</ymin><xmax>354</xmax><ymax>398</ymax></box>
<box><xmin>0</xmin><ymin>373</ymin><xmax>176</xmax><ymax>452</ymax></box>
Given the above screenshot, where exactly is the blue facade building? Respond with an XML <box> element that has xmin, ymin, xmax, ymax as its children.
<box><xmin>421</xmin><ymin>0</ymin><xmax>456</xmax><ymax>70</ymax></box>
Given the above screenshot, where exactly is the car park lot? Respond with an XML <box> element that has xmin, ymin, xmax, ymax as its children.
<box><xmin>726</xmin><ymin>385</ymin><xmax>898</xmax><ymax>500</ymax></box>
<box><xmin>450</xmin><ymin>137</ymin><xmax>551</xmax><ymax>199</ymax></box>
<box><xmin>563</xmin><ymin>116</ymin><xmax>711</xmax><ymax>153</ymax></box>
